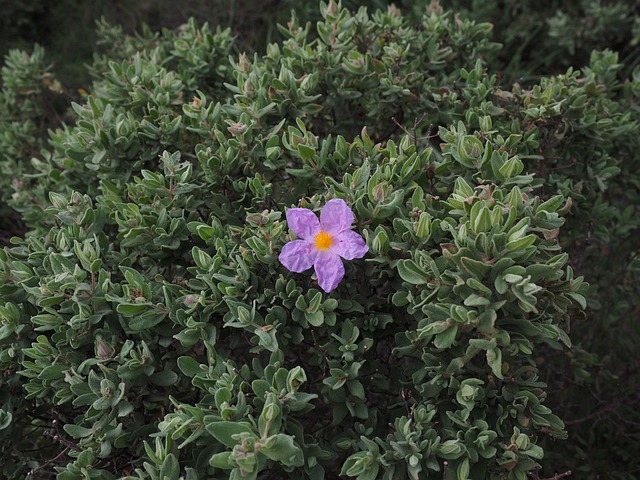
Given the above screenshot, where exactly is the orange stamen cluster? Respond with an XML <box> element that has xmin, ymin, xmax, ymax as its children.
<box><xmin>314</xmin><ymin>231</ymin><xmax>333</xmax><ymax>251</ymax></box>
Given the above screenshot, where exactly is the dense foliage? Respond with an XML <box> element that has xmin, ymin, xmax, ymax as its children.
<box><xmin>0</xmin><ymin>1</ymin><xmax>639</xmax><ymax>479</ymax></box>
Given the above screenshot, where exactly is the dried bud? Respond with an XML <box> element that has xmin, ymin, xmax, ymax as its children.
<box><xmin>326</xmin><ymin>0</ymin><xmax>338</xmax><ymax>15</ymax></box>
<box><xmin>372</xmin><ymin>183</ymin><xmax>387</xmax><ymax>203</ymax></box>
<box><xmin>227</xmin><ymin>122</ymin><xmax>247</xmax><ymax>136</ymax></box>
<box><xmin>387</xmin><ymin>4</ymin><xmax>401</xmax><ymax>16</ymax></box>
<box><xmin>243</xmin><ymin>78</ymin><xmax>254</xmax><ymax>96</ymax></box>
<box><xmin>237</xmin><ymin>53</ymin><xmax>251</xmax><ymax>73</ymax></box>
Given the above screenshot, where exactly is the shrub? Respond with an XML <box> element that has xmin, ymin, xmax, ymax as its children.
<box><xmin>0</xmin><ymin>44</ymin><xmax>69</xmax><ymax>241</ymax></box>
<box><xmin>0</xmin><ymin>1</ymin><xmax>638</xmax><ymax>479</ymax></box>
<box><xmin>440</xmin><ymin>0</ymin><xmax>640</xmax><ymax>78</ymax></box>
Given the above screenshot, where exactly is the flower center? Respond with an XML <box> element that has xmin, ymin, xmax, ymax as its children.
<box><xmin>314</xmin><ymin>231</ymin><xmax>334</xmax><ymax>251</ymax></box>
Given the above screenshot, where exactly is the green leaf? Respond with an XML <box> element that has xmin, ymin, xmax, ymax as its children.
<box><xmin>38</xmin><ymin>364</ymin><xmax>67</xmax><ymax>380</ymax></box>
<box><xmin>215</xmin><ymin>387</ymin><xmax>232</xmax><ymax>408</ymax></box>
<box><xmin>192</xmin><ymin>246</ymin><xmax>213</xmax><ymax>270</ymax></box>
<box><xmin>416</xmin><ymin>212</ymin><xmax>432</xmax><ymax>239</ymax></box>
<box><xmin>209</xmin><ymin>451</ymin><xmax>234</xmax><ymax>469</ymax></box>
<box><xmin>127</xmin><ymin>309</ymin><xmax>167</xmax><ymax>332</ymax></box>
<box><xmin>0</xmin><ymin>409</ymin><xmax>13</xmax><ymax>430</ymax></box>
<box><xmin>454</xmin><ymin>177</ymin><xmax>474</xmax><ymax>198</ymax></box>
<box><xmin>468</xmin><ymin>338</ymin><xmax>497</xmax><ymax>350</ymax></box>
<box><xmin>347</xmin><ymin>380</ymin><xmax>365</xmax><ymax>399</ymax></box>
<box><xmin>567</xmin><ymin>292</ymin><xmax>587</xmax><ymax>309</ymax></box>
<box><xmin>457</xmin><ymin>457</ymin><xmax>470</xmax><ymax>480</ymax></box>
<box><xmin>495</xmin><ymin>275</ymin><xmax>508</xmax><ymax>294</ymax></box>
<box><xmin>439</xmin><ymin>440</ymin><xmax>465</xmax><ymax>460</ymax></box>
<box><xmin>255</xmin><ymin>327</ymin><xmax>278</xmax><ymax>352</ymax></box>
<box><xmin>392</xmin><ymin>291</ymin><xmax>409</xmax><ymax>307</ymax></box>
<box><xmin>506</xmin><ymin>234</ymin><xmax>537</xmax><ymax>251</ymax></box>
<box><xmin>472</xmin><ymin>206</ymin><xmax>492</xmax><ymax>233</ymax></box>
<box><xmin>204</xmin><ymin>420</ymin><xmax>255</xmax><ymax>448</ymax></box>
<box><xmin>537</xmin><ymin>195</ymin><xmax>564</xmax><ymax>213</ymax></box>
<box><xmin>397</xmin><ymin>259</ymin><xmax>428</xmax><ymax>285</ymax></box>
<box><xmin>341</xmin><ymin>452</ymin><xmax>379</xmax><ymax>479</ymax></box>
<box><xmin>116</xmin><ymin>302</ymin><xmax>150</xmax><ymax>316</ymax></box>
<box><xmin>298</xmin><ymin>144</ymin><xmax>316</xmax><ymax>161</ymax></box>
<box><xmin>151</xmin><ymin>369</ymin><xmax>179</xmax><ymax>387</ymax></box>
<box><xmin>260</xmin><ymin>434</ymin><xmax>304</xmax><ymax>467</ymax></box>
<box><xmin>258</xmin><ymin>394</ymin><xmax>282</xmax><ymax>438</ymax></box>
<box><xmin>434</xmin><ymin>324</ymin><xmax>458</xmax><ymax>349</ymax></box>
<box><xmin>464</xmin><ymin>294</ymin><xmax>490</xmax><ymax>306</ymax></box>
<box><xmin>498</xmin><ymin>156</ymin><xmax>524</xmax><ymax>179</ymax></box>
<box><xmin>160</xmin><ymin>453</ymin><xmax>180</xmax><ymax>480</ymax></box>
<box><xmin>486</xmin><ymin>348</ymin><xmax>503</xmax><ymax>379</ymax></box>
<box><xmin>307</xmin><ymin>291</ymin><xmax>323</xmax><ymax>314</ymax></box>
<box><xmin>174</xmin><ymin>329</ymin><xmax>201</xmax><ymax>347</ymax></box>
<box><xmin>523</xmin><ymin>444</ymin><xmax>544</xmax><ymax>459</ymax></box>
<box><xmin>64</xmin><ymin>424</ymin><xmax>93</xmax><ymax>438</ymax></box>
<box><xmin>76</xmin><ymin>449</ymin><xmax>94</xmax><ymax>467</ymax></box>
<box><xmin>120</xmin><ymin>266</ymin><xmax>149</xmax><ymax>294</ymax></box>
<box><xmin>305</xmin><ymin>310</ymin><xmax>324</xmax><ymax>327</ymax></box>
<box><xmin>460</xmin><ymin>256</ymin><xmax>492</xmax><ymax>279</ymax></box>
<box><xmin>358</xmin><ymin>465</ymin><xmax>380</xmax><ymax>480</ymax></box>
<box><xmin>177</xmin><ymin>356</ymin><xmax>202</xmax><ymax>377</ymax></box>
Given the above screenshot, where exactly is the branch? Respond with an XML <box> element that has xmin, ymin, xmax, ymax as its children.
<box><xmin>531</xmin><ymin>470</ymin><xmax>572</xmax><ymax>480</ymax></box>
<box><xmin>27</xmin><ymin>446</ymin><xmax>69</xmax><ymax>478</ymax></box>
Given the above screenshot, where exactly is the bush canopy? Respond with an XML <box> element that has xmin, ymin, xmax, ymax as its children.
<box><xmin>0</xmin><ymin>1</ymin><xmax>639</xmax><ymax>479</ymax></box>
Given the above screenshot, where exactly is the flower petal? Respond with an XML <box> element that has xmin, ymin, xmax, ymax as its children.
<box><xmin>286</xmin><ymin>208</ymin><xmax>321</xmax><ymax>239</ymax></box>
<box><xmin>279</xmin><ymin>240</ymin><xmax>317</xmax><ymax>273</ymax></box>
<box><xmin>332</xmin><ymin>230</ymin><xmax>368</xmax><ymax>260</ymax></box>
<box><xmin>320</xmin><ymin>198</ymin><xmax>355</xmax><ymax>234</ymax></box>
<box><xmin>314</xmin><ymin>252</ymin><xmax>345</xmax><ymax>293</ymax></box>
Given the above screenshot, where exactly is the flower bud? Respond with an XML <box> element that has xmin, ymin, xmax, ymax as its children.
<box><xmin>96</xmin><ymin>338</ymin><xmax>115</xmax><ymax>360</ymax></box>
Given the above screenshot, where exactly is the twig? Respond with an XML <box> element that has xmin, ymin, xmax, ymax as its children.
<box><xmin>531</xmin><ymin>470</ymin><xmax>572</xmax><ymax>480</ymax></box>
<box><xmin>44</xmin><ymin>430</ymin><xmax>79</xmax><ymax>450</ymax></box>
<box><xmin>391</xmin><ymin>114</ymin><xmax>435</xmax><ymax>145</ymax></box>
<box><xmin>563</xmin><ymin>402</ymin><xmax>619</xmax><ymax>425</ymax></box>
<box><xmin>27</xmin><ymin>446</ymin><xmax>70</xmax><ymax>478</ymax></box>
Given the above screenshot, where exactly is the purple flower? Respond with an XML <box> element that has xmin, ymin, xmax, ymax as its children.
<box><xmin>279</xmin><ymin>199</ymin><xmax>368</xmax><ymax>292</ymax></box>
